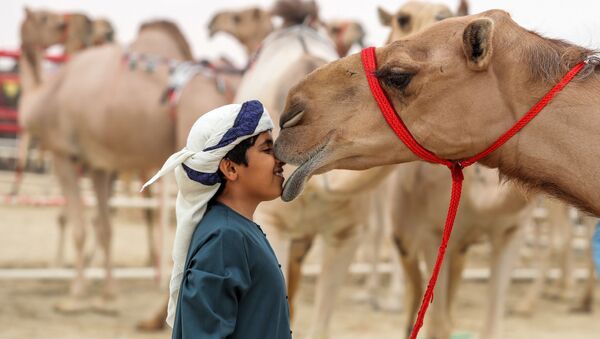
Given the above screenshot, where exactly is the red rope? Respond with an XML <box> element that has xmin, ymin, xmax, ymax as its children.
<box><xmin>360</xmin><ymin>46</ymin><xmax>585</xmax><ymax>339</ymax></box>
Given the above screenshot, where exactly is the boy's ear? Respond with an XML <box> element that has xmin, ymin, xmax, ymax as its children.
<box><xmin>219</xmin><ymin>158</ymin><xmax>238</xmax><ymax>181</ymax></box>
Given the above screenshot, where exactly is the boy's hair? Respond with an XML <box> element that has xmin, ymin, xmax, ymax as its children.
<box><xmin>211</xmin><ymin>135</ymin><xmax>258</xmax><ymax>202</ymax></box>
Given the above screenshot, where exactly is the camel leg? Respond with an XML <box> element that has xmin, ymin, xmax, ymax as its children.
<box><xmin>392</xmin><ymin>234</ymin><xmax>421</xmax><ymax>339</ymax></box>
<box><xmin>10</xmin><ymin>132</ymin><xmax>30</xmax><ymax>195</ymax></box>
<box><xmin>141</xmin><ymin>179</ymin><xmax>158</xmax><ymax>267</ymax></box>
<box><xmin>136</xmin><ymin>297</ymin><xmax>168</xmax><ymax>332</ymax></box>
<box><xmin>54</xmin><ymin>210</ymin><xmax>68</xmax><ymax>267</ymax></box>
<box><xmin>447</xmin><ymin>248</ymin><xmax>467</xmax><ymax>324</ymax></box>
<box><xmin>549</xmin><ymin>206</ymin><xmax>575</xmax><ymax>300</ymax></box>
<box><xmin>53</xmin><ymin>154</ymin><xmax>89</xmax><ymax>313</ymax></box>
<box><xmin>307</xmin><ymin>228</ymin><xmax>361</xmax><ymax>339</ymax></box>
<box><xmin>422</xmin><ymin>237</ymin><xmax>452</xmax><ymax>339</ymax></box>
<box><xmin>89</xmin><ymin>169</ymin><xmax>118</xmax><ymax>315</ymax></box>
<box><xmin>364</xmin><ymin>196</ymin><xmax>385</xmax><ymax>309</ymax></box>
<box><xmin>481</xmin><ymin>226</ymin><xmax>524</xmax><ymax>339</ymax></box>
<box><xmin>513</xmin><ymin>218</ymin><xmax>549</xmax><ymax>316</ymax></box>
<box><xmin>571</xmin><ymin>216</ymin><xmax>597</xmax><ymax>313</ymax></box>
<box><xmin>287</xmin><ymin>235</ymin><xmax>314</xmax><ymax>321</ymax></box>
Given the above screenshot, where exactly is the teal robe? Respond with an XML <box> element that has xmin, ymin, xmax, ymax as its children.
<box><xmin>171</xmin><ymin>202</ymin><xmax>292</xmax><ymax>339</ymax></box>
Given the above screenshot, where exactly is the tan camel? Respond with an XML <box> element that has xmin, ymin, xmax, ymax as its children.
<box><xmin>515</xmin><ymin>200</ymin><xmax>597</xmax><ymax>315</ymax></box>
<box><xmin>275</xmin><ymin>9</ymin><xmax>600</xmax><ymax>218</ymax></box>
<box><xmin>378</xmin><ymin>0</ymin><xmax>468</xmax><ymax>43</ymax></box>
<box><xmin>15</xmin><ymin>10</ymin><xmax>126</xmax><ymax>270</ymax></box>
<box><xmin>20</xmin><ymin>17</ymin><xmax>241</xmax><ymax>313</ymax></box>
<box><xmin>91</xmin><ymin>19</ymin><xmax>115</xmax><ymax>46</ymax></box>
<box><xmin>208</xmin><ymin>5</ymin><xmax>364</xmax><ymax>60</ymax></box>
<box><xmin>323</xmin><ymin>20</ymin><xmax>366</xmax><ymax>57</ymax></box>
<box><xmin>208</xmin><ymin>7</ymin><xmax>274</xmax><ymax>56</ymax></box>
<box><xmin>387</xmin><ymin>162</ymin><xmax>535</xmax><ymax>339</ymax></box>
<box><xmin>231</xmin><ymin>2</ymin><xmax>402</xmax><ymax>338</ymax></box>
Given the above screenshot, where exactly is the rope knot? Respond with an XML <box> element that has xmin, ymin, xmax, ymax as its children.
<box><xmin>449</xmin><ymin>161</ymin><xmax>464</xmax><ymax>182</ymax></box>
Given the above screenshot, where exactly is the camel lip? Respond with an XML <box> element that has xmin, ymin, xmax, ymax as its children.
<box><xmin>280</xmin><ymin>136</ymin><xmax>332</xmax><ymax>202</ymax></box>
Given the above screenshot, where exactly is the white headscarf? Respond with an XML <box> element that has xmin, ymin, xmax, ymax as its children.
<box><xmin>141</xmin><ymin>100</ymin><xmax>274</xmax><ymax>327</ymax></box>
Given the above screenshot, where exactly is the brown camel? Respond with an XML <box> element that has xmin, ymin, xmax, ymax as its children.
<box><xmin>275</xmin><ymin>9</ymin><xmax>600</xmax><ymax>218</ymax></box>
<box><xmin>20</xmin><ymin>16</ymin><xmax>241</xmax><ymax>313</ymax></box>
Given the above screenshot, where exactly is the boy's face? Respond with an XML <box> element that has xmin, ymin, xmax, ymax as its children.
<box><xmin>236</xmin><ymin>131</ymin><xmax>285</xmax><ymax>201</ymax></box>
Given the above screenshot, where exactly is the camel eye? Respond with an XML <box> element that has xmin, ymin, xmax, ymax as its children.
<box><xmin>396</xmin><ymin>14</ymin><xmax>411</xmax><ymax>28</ymax></box>
<box><xmin>233</xmin><ymin>15</ymin><xmax>241</xmax><ymax>24</ymax></box>
<box><xmin>375</xmin><ymin>68</ymin><xmax>414</xmax><ymax>92</ymax></box>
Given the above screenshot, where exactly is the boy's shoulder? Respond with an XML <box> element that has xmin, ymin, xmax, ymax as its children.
<box><xmin>191</xmin><ymin>203</ymin><xmax>252</xmax><ymax>244</ymax></box>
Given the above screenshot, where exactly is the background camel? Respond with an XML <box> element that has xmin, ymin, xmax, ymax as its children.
<box><xmin>514</xmin><ymin>200</ymin><xmax>597</xmax><ymax>315</ymax></box>
<box><xmin>14</xmin><ymin>9</ymin><xmax>121</xmax><ymax>268</ymax></box>
<box><xmin>208</xmin><ymin>4</ymin><xmax>365</xmax><ymax>61</ymax></box>
<box><xmin>19</xmin><ymin>14</ymin><xmax>245</xmax><ymax>314</ymax></box>
<box><xmin>230</xmin><ymin>2</ymin><xmax>399</xmax><ymax>338</ymax></box>
<box><xmin>388</xmin><ymin>162</ymin><xmax>536</xmax><ymax>339</ymax></box>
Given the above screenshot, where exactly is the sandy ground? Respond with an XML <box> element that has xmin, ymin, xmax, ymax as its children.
<box><xmin>1</xmin><ymin>171</ymin><xmax>600</xmax><ymax>338</ymax></box>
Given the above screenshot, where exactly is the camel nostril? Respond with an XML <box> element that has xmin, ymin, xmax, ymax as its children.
<box><xmin>280</xmin><ymin>99</ymin><xmax>306</xmax><ymax>129</ymax></box>
<box><xmin>281</xmin><ymin>110</ymin><xmax>304</xmax><ymax>129</ymax></box>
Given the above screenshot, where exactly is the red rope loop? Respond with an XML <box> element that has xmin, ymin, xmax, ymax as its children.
<box><xmin>360</xmin><ymin>46</ymin><xmax>585</xmax><ymax>339</ymax></box>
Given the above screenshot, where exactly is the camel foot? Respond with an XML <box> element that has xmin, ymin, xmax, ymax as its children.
<box><xmin>510</xmin><ymin>302</ymin><xmax>534</xmax><ymax>317</ymax></box>
<box><xmin>54</xmin><ymin>297</ymin><xmax>91</xmax><ymax>314</ymax></box>
<box><xmin>90</xmin><ymin>296</ymin><xmax>119</xmax><ymax>316</ymax></box>
<box><xmin>136</xmin><ymin>316</ymin><xmax>166</xmax><ymax>332</ymax></box>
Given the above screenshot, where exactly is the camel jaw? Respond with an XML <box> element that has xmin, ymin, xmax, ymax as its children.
<box><xmin>280</xmin><ymin>141</ymin><xmax>330</xmax><ymax>202</ymax></box>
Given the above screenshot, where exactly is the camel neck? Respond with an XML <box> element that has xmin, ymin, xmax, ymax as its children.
<box><xmin>243</xmin><ymin>38</ymin><xmax>263</xmax><ymax>58</ymax></box>
<box><xmin>483</xmin><ymin>73</ymin><xmax>600</xmax><ymax>215</ymax></box>
<box><xmin>19</xmin><ymin>43</ymin><xmax>43</xmax><ymax>92</ymax></box>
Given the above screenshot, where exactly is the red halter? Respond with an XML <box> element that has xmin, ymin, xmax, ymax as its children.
<box><xmin>360</xmin><ymin>46</ymin><xmax>586</xmax><ymax>339</ymax></box>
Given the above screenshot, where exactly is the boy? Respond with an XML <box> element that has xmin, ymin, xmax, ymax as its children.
<box><xmin>142</xmin><ymin>100</ymin><xmax>291</xmax><ymax>338</ymax></box>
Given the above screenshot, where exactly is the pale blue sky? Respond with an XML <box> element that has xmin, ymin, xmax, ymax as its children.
<box><xmin>3</xmin><ymin>0</ymin><xmax>600</xmax><ymax>67</ymax></box>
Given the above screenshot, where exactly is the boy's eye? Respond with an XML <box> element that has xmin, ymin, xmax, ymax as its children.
<box><xmin>263</xmin><ymin>148</ymin><xmax>273</xmax><ymax>153</ymax></box>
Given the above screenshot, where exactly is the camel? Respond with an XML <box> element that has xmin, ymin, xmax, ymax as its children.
<box><xmin>378</xmin><ymin>0</ymin><xmax>468</xmax><ymax>43</ymax></box>
<box><xmin>515</xmin><ymin>200</ymin><xmax>597</xmax><ymax>315</ymax></box>
<box><xmin>323</xmin><ymin>20</ymin><xmax>366</xmax><ymax>57</ymax></box>
<box><xmin>91</xmin><ymin>19</ymin><xmax>115</xmax><ymax>46</ymax></box>
<box><xmin>275</xmin><ymin>8</ymin><xmax>600</xmax><ymax>215</ymax></box>
<box><xmin>208</xmin><ymin>7</ymin><xmax>274</xmax><ymax>57</ymax></box>
<box><xmin>208</xmin><ymin>5</ymin><xmax>365</xmax><ymax>60</ymax></box>
<box><xmin>229</xmin><ymin>2</ymin><xmax>402</xmax><ymax>338</ymax></box>
<box><xmin>14</xmin><ymin>9</ymin><xmax>130</xmax><ymax>269</ymax></box>
<box><xmin>20</xmin><ymin>14</ymin><xmax>243</xmax><ymax>313</ymax></box>
<box><xmin>275</xmin><ymin>8</ymin><xmax>599</xmax><ymax>336</ymax></box>
<box><xmin>387</xmin><ymin>162</ymin><xmax>536</xmax><ymax>339</ymax></box>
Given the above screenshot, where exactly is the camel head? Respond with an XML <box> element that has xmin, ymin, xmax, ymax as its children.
<box><xmin>91</xmin><ymin>19</ymin><xmax>115</xmax><ymax>46</ymax></box>
<box><xmin>275</xmin><ymin>9</ymin><xmax>593</xmax><ymax>201</ymax></box>
<box><xmin>324</xmin><ymin>20</ymin><xmax>366</xmax><ymax>57</ymax></box>
<box><xmin>21</xmin><ymin>7</ymin><xmax>69</xmax><ymax>49</ymax></box>
<box><xmin>208</xmin><ymin>7</ymin><xmax>273</xmax><ymax>55</ymax></box>
<box><xmin>378</xmin><ymin>1</ymin><xmax>464</xmax><ymax>43</ymax></box>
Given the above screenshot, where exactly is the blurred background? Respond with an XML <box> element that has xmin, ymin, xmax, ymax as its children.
<box><xmin>1</xmin><ymin>1</ymin><xmax>600</xmax><ymax>338</ymax></box>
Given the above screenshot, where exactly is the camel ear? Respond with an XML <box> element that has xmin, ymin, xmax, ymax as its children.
<box><xmin>378</xmin><ymin>7</ymin><xmax>392</xmax><ymax>27</ymax></box>
<box><xmin>462</xmin><ymin>18</ymin><xmax>494</xmax><ymax>71</ymax></box>
<box><xmin>457</xmin><ymin>0</ymin><xmax>469</xmax><ymax>16</ymax></box>
<box><xmin>24</xmin><ymin>6</ymin><xmax>33</xmax><ymax>18</ymax></box>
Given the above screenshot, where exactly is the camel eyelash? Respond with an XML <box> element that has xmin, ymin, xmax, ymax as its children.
<box><xmin>374</xmin><ymin>68</ymin><xmax>415</xmax><ymax>92</ymax></box>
